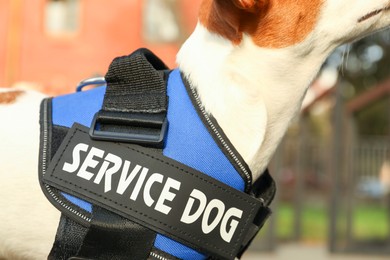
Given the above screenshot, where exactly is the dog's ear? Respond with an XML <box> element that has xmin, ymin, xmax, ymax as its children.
<box><xmin>231</xmin><ymin>0</ymin><xmax>268</xmax><ymax>13</ymax></box>
<box><xmin>200</xmin><ymin>0</ymin><xmax>269</xmax><ymax>44</ymax></box>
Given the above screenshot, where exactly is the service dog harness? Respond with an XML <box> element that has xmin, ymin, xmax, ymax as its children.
<box><xmin>39</xmin><ymin>49</ymin><xmax>276</xmax><ymax>260</ymax></box>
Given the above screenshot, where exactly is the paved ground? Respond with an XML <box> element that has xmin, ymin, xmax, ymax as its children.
<box><xmin>242</xmin><ymin>243</ymin><xmax>389</xmax><ymax>259</ymax></box>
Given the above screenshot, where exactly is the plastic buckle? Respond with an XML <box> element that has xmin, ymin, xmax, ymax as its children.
<box><xmin>89</xmin><ymin>110</ymin><xmax>168</xmax><ymax>148</ymax></box>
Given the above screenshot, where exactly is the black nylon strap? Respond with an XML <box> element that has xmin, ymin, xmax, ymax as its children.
<box><xmin>49</xmin><ymin>209</ymin><xmax>156</xmax><ymax>260</ymax></box>
<box><xmin>252</xmin><ymin>169</ymin><xmax>276</xmax><ymax>206</ymax></box>
<box><xmin>235</xmin><ymin>170</ymin><xmax>275</xmax><ymax>258</ymax></box>
<box><xmin>48</xmin><ymin>214</ymin><xmax>88</xmax><ymax>260</ymax></box>
<box><xmin>103</xmin><ymin>48</ymin><xmax>168</xmax><ymax>114</ymax></box>
<box><xmin>73</xmin><ymin>49</ymin><xmax>168</xmax><ymax>260</ymax></box>
<box><xmin>74</xmin><ymin>206</ymin><xmax>156</xmax><ymax>260</ymax></box>
<box><xmin>90</xmin><ymin>49</ymin><xmax>169</xmax><ymax>148</ymax></box>
<box><xmin>49</xmin><ymin>49</ymin><xmax>170</xmax><ymax>260</ymax></box>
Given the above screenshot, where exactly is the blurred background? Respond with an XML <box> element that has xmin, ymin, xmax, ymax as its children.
<box><xmin>1</xmin><ymin>0</ymin><xmax>389</xmax><ymax>259</ymax></box>
<box><xmin>0</xmin><ymin>0</ymin><xmax>201</xmax><ymax>93</ymax></box>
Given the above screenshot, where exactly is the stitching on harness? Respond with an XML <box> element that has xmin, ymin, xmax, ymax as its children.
<box><xmin>187</xmin><ymin>83</ymin><xmax>252</xmax><ymax>189</ymax></box>
<box><xmin>48</xmin><ymin>127</ymin><xmax>257</xmax><ymax>257</ymax></box>
<box><xmin>41</xmin><ymin>99</ymin><xmax>91</xmax><ymax>222</ymax></box>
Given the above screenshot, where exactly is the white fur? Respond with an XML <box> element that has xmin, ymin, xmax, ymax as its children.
<box><xmin>178</xmin><ymin>26</ymin><xmax>327</xmax><ymax>178</ymax></box>
<box><xmin>0</xmin><ymin>90</ymin><xmax>60</xmax><ymax>259</ymax></box>
<box><xmin>178</xmin><ymin>1</ymin><xmax>390</xmax><ymax>179</ymax></box>
<box><xmin>1</xmin><ymin>1</ymin><xmax>390</xmax><ymax>258</ymax></box>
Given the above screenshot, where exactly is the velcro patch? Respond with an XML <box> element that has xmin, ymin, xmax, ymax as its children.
<box><xmin>43</xmin><ymin>123</ymin><xmax>265</xmax><ymax>259</ymax></box>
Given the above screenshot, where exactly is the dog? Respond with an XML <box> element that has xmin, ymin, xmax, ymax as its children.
<box><xmin>1</xmin><ymin>0</ymin><xmax>390</xmax><ymax>259</ymax></box>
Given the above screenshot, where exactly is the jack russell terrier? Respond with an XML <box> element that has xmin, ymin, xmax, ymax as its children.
<box><xmin>1</xmin><ymin>0</ymin><xmax>390</xmax><ymax>259</ymax></box>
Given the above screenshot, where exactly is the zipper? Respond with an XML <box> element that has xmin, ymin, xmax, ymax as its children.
<box><xmin>188</xmin><ymin>86</ymin><xmax>252</xmax><ymax>189</ymax></box>
<box><xmin>149</xmin><ymin>251</ymin><xmax>170</xmax><ymax>260</ymax></box>
<box><xmin>41</xmin><ymin>99</ymin><xmax>91</xmax><ymax>222</ymax></box>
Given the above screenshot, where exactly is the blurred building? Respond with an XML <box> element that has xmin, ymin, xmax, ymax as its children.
<box><xmin>0</xmin><ymin>0</ymin><xmax>201</xmax><ymax>94</ymax></box>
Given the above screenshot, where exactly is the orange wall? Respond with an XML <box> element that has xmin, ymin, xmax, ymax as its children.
<box><xmin>0</xmin><ymin>0</ymin><xmax>202</xmax><ymax>94</ymax></box>
<box><xmin>0</xmin><ymin>1</ymin><xmax>10</xmax><ymax>87</ymax></box>
<box><xmin>180</xmin><ymin>0</ymin><xmax>202</xmax><ymax>33</ymax></box>
<box><xmin>19</xmin><ymin>0</ymin><xmax>170</xmax><ymax>94</ymax></box>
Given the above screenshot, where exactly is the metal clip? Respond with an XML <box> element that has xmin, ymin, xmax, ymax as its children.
<box><xmin>76</xmin><ymin>77</ymin><xmax>106</xmax><ymax>92</ymax></box>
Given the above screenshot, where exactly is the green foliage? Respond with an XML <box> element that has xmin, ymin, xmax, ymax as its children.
<box><xmin>276</xmin><ymin>202</ymin><xmax>388</xmax><ymax>242</ymax></box>
<box><xmin>352</xmin><ymin>204</ymin><xmax>389</xmax><ymax>240</ymax></box>
<box><xmin>343</xmin><ymin>33</ymin><xmax>390</xmax><ymax>95</ymax></box>
<box><xmin>356</xmin><ymin>99</ymin><xmax>389</xmax><ymax>135</ymax></box>
<box><xmin>327</xmin><ymin>30</ymin><xmax>390</xmax><ymax>136</ymax></box>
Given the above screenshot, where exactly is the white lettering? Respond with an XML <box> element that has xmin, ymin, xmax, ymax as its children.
<box><xmin>180</xmin><ymin>189</ymin><xmax>243</xmax><ymax>242</ymax></box>
<box><xmin>77</xmin><ymin>147</ymin><xmax>104</xmax><ymax>180</ymax></box>
<box><xmin>143</xmin><ymin>173</ymin><xmax>163</xmax><ymax>207</ymax></box>
<box><xmin>63</xmin><ymin>143</ymin><xmax>88</xmax><ymax>173</ymax></box>
<box><xmin>155</xmin><ymin>177</ymin><xmax>181</xmax><ymax>215</ymax></box>
<box><xmin>130</xmin><ymin>167</ymin><xmax>149</xmax><ymax>201</ymax></box>
<box><xmin>93</xmin><ymin>153</ymin><xmax>122</xmax><ymax>193</ymax></box>
<box><xmin>180</xmin><ymin>189</ymin><xmax>207</xmax><ymax>224</ymax></box>
<box><xmin>65</xmin><ymin>144</ymin><xmax>247</xmax><ymax>236</ymax></box>
<box><xmin>116</xmin><ymin>161</ymin><xmax>142</xmax><ymax>195</ymax></box>
<box><xmin>201</xmin><ymin>199</ymin><xmax>225</xmax><ymax>234</ymax></box>
<box><xmin>220</xmin><ymin>207</ymin><xmax>243</xmax><ymax>243</ymax></box>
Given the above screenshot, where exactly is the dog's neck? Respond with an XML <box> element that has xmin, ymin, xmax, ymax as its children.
<box><xmin>177</xmin><ymin>0</ymin><xmax>390</xmax><ymax>182</ymax></box>
<box><xmin>177</xmin><ymin>23</ymin><xmax>331</xmax><ymax>181</ymax></box>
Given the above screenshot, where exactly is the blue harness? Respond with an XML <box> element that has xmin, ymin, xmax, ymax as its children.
<box><xmin>39</xmin><ymin>49</ymin><xmax>275</xmax><ymax>260</ymax></box>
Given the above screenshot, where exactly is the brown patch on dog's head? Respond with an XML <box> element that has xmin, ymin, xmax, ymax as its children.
<box><xmin>0</xmin><ymin>90</ymin><xmax>25</xmax><ymax>104</ymax></box>
<box><xmin>199</xmin><ymin>0</ymin><xmax>323</xmax><ymax>48</ymax></box>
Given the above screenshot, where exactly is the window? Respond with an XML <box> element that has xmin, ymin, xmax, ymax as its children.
<box><xmin>45</xmin><ymin>0</ymin><xmax>80</xmax><ymax>35</ymax></box>
<box><xmin>143</xmin><ymin>0</ymin><xmax>180</xmax><ymax>43</ymax></box>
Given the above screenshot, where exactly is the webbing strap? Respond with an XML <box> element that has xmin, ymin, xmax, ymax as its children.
<box><xmin>73</xmin><ymin>206</ymin><xmax>156</xmax><ymax>260</ymax></box>
<box><xmin>252</xmin><ymin>169</ymin><xmax>276</xmax><ymax>206</ymax></box>
<box><xmin>103</xmin><ymin>48</ymin><xmax>168</xmax><ymax>114</ymax></box>
<box><xmin>48</xmin><ymin>214</ymin><xmax>88</xmax><ymax>260</ymax></box>
<box><xmin>76</xmin><ymin>49</ymin><xmax>168</xmax><ymax>259</ymax></box>
<box><xmin>49</xmin><ymin>49</ymin><xmax>169</xmax><ymax>260</ymax></box>
<box><xmin>89</xmin><ymin>49</ymin><xmax>169</xmax><ymax>148</ymax></box>
<box><xmin>49</xmin><ymin>209</ymin><xmax>156</xmax><ymax>260</ymax></box>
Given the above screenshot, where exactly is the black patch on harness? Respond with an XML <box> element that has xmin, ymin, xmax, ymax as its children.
<box><xmin>43</xmin><ymin>123</ymin><xmax>268</xmax><ymax>259</ymax></box>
